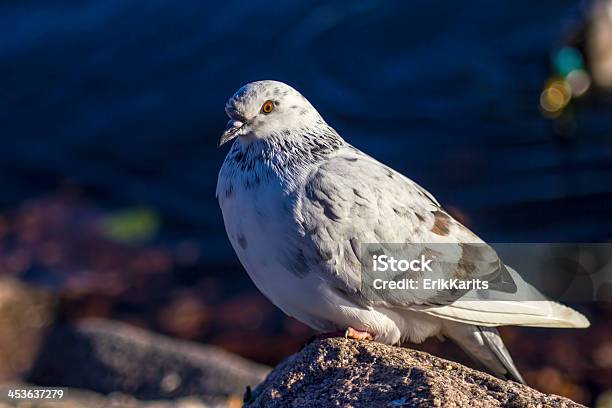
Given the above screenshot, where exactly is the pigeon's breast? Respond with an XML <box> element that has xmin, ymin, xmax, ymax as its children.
<box><xmin>217</xmin><ymin>165</ymin><xmax>344</xmax><ymax>330</ymax></box>
<box><xmin>218</xmin><ymin>170</ymin><xmax>299</xmax><ymax>295</ymax></box>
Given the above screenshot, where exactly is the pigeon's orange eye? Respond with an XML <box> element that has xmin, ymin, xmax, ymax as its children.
<box><xmin>261</xmin><ymin>100</ymin><xmax>274</xmax><ymax>114</ymax></box>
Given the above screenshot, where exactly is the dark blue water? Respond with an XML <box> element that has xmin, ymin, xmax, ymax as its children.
<box><xmin>1</xmin><ymin>0</ymin><xmax>611</xmax><ymax>265</ymax></box>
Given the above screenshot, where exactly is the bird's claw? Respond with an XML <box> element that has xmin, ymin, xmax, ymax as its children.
<box><xmin>344</xmin><ymin>327</ymin><xmax>375</xmax><ymax>341</ymax></box>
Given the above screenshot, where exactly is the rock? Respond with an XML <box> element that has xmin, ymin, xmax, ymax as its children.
<box><xmin>0</xmin><ymin>278</ymin><xmax>56</xmax><ymax>381</ymax></box>
<box><xmin>246</xmin><ymin>338</ymin><xmax>585</xmax><ymax>408</ymax></box>
<box><xmin>0</xmin><ymin>383</ymin><xmax>239</xmax><ymax>408</ymax></box>
<box><xmin>27</xmin><ymin>319</ymin><xmax>269</xmax><ymax>406</ymax></box>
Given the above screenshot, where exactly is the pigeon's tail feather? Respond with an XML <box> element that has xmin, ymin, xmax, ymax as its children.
<box><xmin>475</xmin><ymin>326</ymin><xmax>525</xmax><ymax>384</ymax></box>
<box><xmin>442</xmin><ymin>321</ymin><xmax>525</xmax><ymax>384</ymax></box>
<box><xmin>425</xmin><ymin>300</ymin><xmax>590</xmax><ymax>328</ymax></box>
<box><xmin>420</xmin><ymin>265</ymin><xmax>589</xmax><ymax>329</ymax></box>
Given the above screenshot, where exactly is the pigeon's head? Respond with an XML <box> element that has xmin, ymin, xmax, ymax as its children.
<box><xmin>219</xmin><ymin>80</ymin><xmax>322</xmax><ymax>146</ymax></box>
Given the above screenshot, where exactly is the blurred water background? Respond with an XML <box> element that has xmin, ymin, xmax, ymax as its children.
<box><xmin>1</xmin><ymin>0</ymin><xmax>612</xmax><ymax>405</ymax></box>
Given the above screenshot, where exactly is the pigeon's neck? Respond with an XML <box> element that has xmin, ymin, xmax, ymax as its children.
<box><xmin>221</xmin><ymin>124</ymin><xmax>344</xmax><ymax>192</ymax></box>
<box><xmin>263</xmin><ymin>124</ymin><xmax>345</xmax><ymax>169</ymax></box>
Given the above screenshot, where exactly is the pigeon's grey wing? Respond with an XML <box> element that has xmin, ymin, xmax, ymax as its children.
<box><xmin>294</xmin><ymin>148</ymin><xmax>590</xmax><ymax>329</ymax></box>
<box><xmin>295</xmin><ymin>148</ymin><xmax>515</xmax><ymax>307</ymax></box>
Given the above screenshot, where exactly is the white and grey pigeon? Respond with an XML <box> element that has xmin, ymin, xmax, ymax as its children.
<box><xmin>216</xmin><ymin>80</ymin><xmax>590</xmax><ymax>383</ymax></box>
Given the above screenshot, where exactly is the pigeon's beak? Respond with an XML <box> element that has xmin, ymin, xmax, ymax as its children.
<box><xmin>219</xmin><ymin>119</ymin><xmax>244</xmax><ymax>147</ymax></box>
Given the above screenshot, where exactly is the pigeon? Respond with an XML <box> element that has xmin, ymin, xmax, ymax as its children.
<box><xmin>216</xmin><ymin>80</ymin><xmax>590</xmax><ymax>384</ymax></box>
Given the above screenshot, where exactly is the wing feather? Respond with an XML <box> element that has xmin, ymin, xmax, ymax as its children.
<box><xmin>294</xmin><ymin>147</ymin><xmax>589</xmax><ymax>328</ymax></box>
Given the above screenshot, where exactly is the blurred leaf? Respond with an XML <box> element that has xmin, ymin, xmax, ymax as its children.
<box><xmin>100</xmin><ymin>208</ymin><xmax>160</xmax><ymax>243</ymax></box>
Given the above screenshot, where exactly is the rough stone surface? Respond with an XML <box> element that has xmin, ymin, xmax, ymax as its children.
<box><xmin>246</xmin><ymin>338</ymin><xmax>585</xmax><ymax>408</ymax></box>
<box><xmin>27</xmin><ymin>319</ymin><xmax>269</xmax><ymax>405</ymax></box>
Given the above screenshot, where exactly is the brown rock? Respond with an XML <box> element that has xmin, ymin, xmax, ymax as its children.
<box><xmin>27</xmin><ymin>319</ymin><xmax>270</xmax><ymax>405</ymax></box>
<box><xmin>0</xmin><ymin>278</ymin><xmax>56</xmax><ymax>381</ymax></box>
<box><xmin>246</xmin><ymin>338</ymin><xmax>585</xmax><ymax>408</ymax></box>
<box><xmin>0</xmin><ymin>383</ymin><xmax>214</xmax><ymax>407</ymax></box>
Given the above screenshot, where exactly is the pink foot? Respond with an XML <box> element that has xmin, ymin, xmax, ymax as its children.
<box><xmin>313</xmin><ymin>327</ymin><xmax>375</xmax><ymax>340</ymax></box>
<box><xmin>344</xmin><ymin>327</ymin><xmax>374</xmax><ymax>341</ymax></box>
<box><xmin>304</xmin><ymin>327</ymin><xmax>375</xmax><ymax>349</ymax></box>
